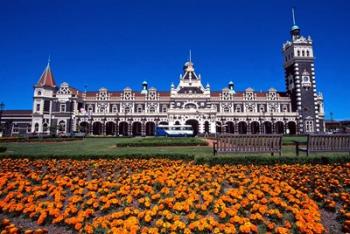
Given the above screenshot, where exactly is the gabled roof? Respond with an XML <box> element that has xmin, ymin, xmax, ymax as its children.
<box><xmin>36</xmin><ymin>63</ymin><xmax>56</xmax><ymax>88</ymax></box>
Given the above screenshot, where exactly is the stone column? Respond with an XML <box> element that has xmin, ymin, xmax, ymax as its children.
<box><xmin>141</xmin><ymin>119</ymin><xmax>146</xmax><ymax>137</ymax></box>
<box><xmin>198</xmin><ymin>120</ymin><xmax>204</xmax><ymax>134</ymax></box>
<box><xmin>115</xmin><ymin>119</ymin><xmax>119</xmax><ymax>136</ymax></box>
<box><xmin>234</xmin><ymin>120</ymin><xmax>238</xmax><ymax>134</ymax></box>
<box><xmin>247</xmin><ymin>119</ymin><xmax>251</xmax><ymax>134</ymax></box>
<box><xmin>102</xmin><ymin>120</ymin><xmax>106</xmax><ymax>136</ymax></box>
<box><xmin>259</xmin><ymin>120</ymin><xmax>264</xmax><ymax>134</ymax></box>
<box><xmin>210</xmin><ymin>121</ymin><xmax>216</xmax><ymax>135</ymax></box>
<box><xmin>221</xmin><ymin>121</ymin><xmax>225</xmax><ymax>133</ymax></box>
<box><xmin>90</xmin><ymin>120</ymin><xmax>93</xmax><ymax>135</ymax></box>
<box><xmin>128</xmin><ymin>120</ymin><xmax>132</xmax><ymax>136</ymax></box>
<box><xmin>271</xmin><ymin>118</ymin><xmax>276</xmax><ymax>134</ymax></box>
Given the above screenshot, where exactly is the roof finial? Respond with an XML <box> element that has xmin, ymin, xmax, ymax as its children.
<box><xmin>47</xmin><ymin>54</ymin><xmax>51</xmax><ymax>66</ymax></box>
<box><xmin>292</xmin><ymin>7</ymin><xmax>296</xmax><ymax>25</ymax></box>
<box><xmin>189</xmin><ymin>49</ymin><xmax>192</xmax><ymax>62</ymax></box>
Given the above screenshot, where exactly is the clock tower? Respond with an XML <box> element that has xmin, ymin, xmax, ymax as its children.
<box><xmin>283</xmin><ymin>9</ymin><xmax>324</xmax><ymax>133</ymax></box>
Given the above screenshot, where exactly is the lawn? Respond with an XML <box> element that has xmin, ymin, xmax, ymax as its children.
<box><xmin>0</xmin><ymin>136</ymin><xmax>349</xmax><ymax>164</ymax></box>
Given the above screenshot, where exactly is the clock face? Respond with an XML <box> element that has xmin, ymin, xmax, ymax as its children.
<box><xmin>303</xmin><ymin>76</ymin><xmax>310</xmax><ymax>83</ymax></box>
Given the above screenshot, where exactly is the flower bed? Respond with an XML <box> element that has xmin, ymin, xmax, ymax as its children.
<box><xmin>3</xmin><ymin>159</ymin><xmax>349</xmax><ymax>233</ymax></box>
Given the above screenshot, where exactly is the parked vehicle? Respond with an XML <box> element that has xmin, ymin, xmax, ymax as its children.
<box><xmin>155</xmin><ymin>124</ymin><xmax>194</xmax><ymax>137</ymax></box>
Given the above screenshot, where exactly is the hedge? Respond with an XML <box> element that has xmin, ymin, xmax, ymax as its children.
<box><xmin>0</xmin><ymin>137</ymin><xmax>83</xmax><ymax>143</ymax></box>
<box><xmin>194</xmin><ymin>155</ymin><xmax>350</xmax><ymax>166</ymax></box>
<box><xmin>0</xmin><ymin>147</ymin><xmax>7</xmax><ymax>153</ymax></box>
<box><xmin>0</xmin><ymin>153</ymin><xmax>195</xmax><ymax>161</ymax></box>
<box><xmin>116</xmin><ymin>137</ymin><xmax>208</xmax><ymax>147</ymax></box>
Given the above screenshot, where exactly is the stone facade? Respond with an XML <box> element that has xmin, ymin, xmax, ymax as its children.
<box><xmin>0</xmin><ymin>15</ymin><xmax>325</xmax><ymax>137</ymax></box>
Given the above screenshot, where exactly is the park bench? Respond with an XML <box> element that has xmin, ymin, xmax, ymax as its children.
<box><xmin>213</xmin><ymin>134</ymin><xmax>282</xmax><ymax>156</ymax></box>
<box><xmin>295</xmin><ymin>134</ymin><xmax>350</xmax><ymax>156</ymax></box>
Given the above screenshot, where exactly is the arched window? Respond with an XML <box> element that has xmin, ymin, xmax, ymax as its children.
<box><xmin>297</xmin><ymin>50</ymin><xmax>300</xmax><ymax>56</ymax></box>
<box><xmin>149</xmin><ymin>107</ymin><xmax>155</xmax><ymax>113</ymax></box>
<box><xmin>58</xmin><ymin>121</ymin><xmax>66</xmax><ymax>132</ymax></box>
<box><xmin>306</xmin><ymin>50</ymin><xmax>310</xmax><ymax>57</ymax></box>
<box><xmin>34</xmin><ymin>123</ymin><xmax>39</xmax><ymax>132</ymax></box>
<box><xmin>43</xmin><ymin>123</ymin><xmax>48</xmax><ymax>132</ymax></box>
<box><xmin>223</xmin><ymin>107</ymin><xmax>230</xmax><ymax>113</ymax></box>
<box><xmin>302</xmin><ymin>50</ymin><xmax>305</xmax><ymax>57</ymax></box>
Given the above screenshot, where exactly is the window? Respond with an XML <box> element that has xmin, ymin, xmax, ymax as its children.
<box><xmin>302</xmin><ymin>50</ymin><xmax>305</xmax><ymax>56</ymax></box>
<box><xmin>162</xmin><ymin>106</ymin><xmax>167</xmax><ymax>112</ymax></box>
<box><xmin>303</xmin><ymin>76</ymin><xmax>310</xmax><ymax>83</ymax></box>
<box><xmin>43</xmin><ymin>123</ymin><xmax>48</xmax><ymax>132</ymax></box>
<box><xmin>247</xmin><ymin>106</ymin><xmax>254</xmax><ymax>112</ymax></box>
<box><xmin>282</xmin><ymin>105</ymin><xmax>288</xmax><ymax>112</ymax></box>
<box><xmin>137</xmin><ymin>107</ymin><xmax>142</xmax><ymax>113</ymax></box>
<box><xmin>235</xmin><ymin>105</ymin><xmax>241</xmax><ymax>112</ymax></box>
<box><xmin>112</xmin><ymin>106</ymin><xmax>118</xmax><ymax>113</ymax></box>
<box><xmin>58</xmin><ymin>121</ymin><xmax>65</xmax><ymax>132</ymax></box>
<box><xmin>297</xmin><ymin>50</ymin><xmax>300</xmax><ymax>56</ymax></box>
<box><xmin>60</xmin><ymin>104</ymin><xmax>66</xmax><ymax>112</ymax></box>
<box><xmin>305</xmin><ymin>120</ymin><xmax>314</xmax><ymax>133</ymax></box>
<box><xmin>37</xmin><ymin>91</ymin><xmax>41</xmax><ymax>96</ymax></box>
<box><xmin>223</xmin><ymin>107</ymin><xmax>230</xmax><ymax>113</ymax></box>
<box><xmin>124</xmin><ymin>107</ymin><xmax>130</xmax><ymax>113</ymax></box>
<box><xmin>149</xmin><ymin>107</ymin><xmax>155</xmax><ymax>113</ymax></box>
<box><xmin>306</xmin><ymin>50</ymin><xmax>310</xmax><ymax>57</ymax></box>
<box><xmin>36</xmin><ymin>104</ymin><xmax>40</xmax><ymax>112</ymax></box>
<box><xmin>34</xmin><ymin>123</ymin><xmax>39</xmax><ymax>132</ymax></box>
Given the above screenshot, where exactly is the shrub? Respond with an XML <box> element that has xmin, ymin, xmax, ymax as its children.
<box><xmin>0</xmin><ymin>152</ymin><xmax>195</xmax><ymax>161</ymax></box>
<box><xmin>194</xmin><ymin>154</ymin><xmax>350</xmax><ymax>166</ymax></box>
<box><xmin>0</xmin><ymin>137</ymin><xmax>82</xmax><ymax>143</ymax></box>
<box><xmin>116</xmin><ymin>137</ymin><xmax>208</xmax><ymax>147</ymax></box>
<box><xmin>0</xmin><ymin>146</ymin><xmax>6</xmax><ymax>153</ymax></box>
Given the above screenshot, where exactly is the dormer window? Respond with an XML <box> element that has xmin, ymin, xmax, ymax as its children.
<box><xmin>259</xmin><ymin>105</ymin><xmax>265</xmax><ymax>112</ymax></box>
<box><xmin>88</xmin><ymin>105</ymin><xmax>93</xmax><ymax>113</ymax></box>
<box><xmin>235</xmin><ymin>105</ymin><xmax>242</xmax><ymax>112</ymax></box>
<box><xmin>112</xmin><ymin>105</ymin><xmax>118</xmax><ymax>113</ymax></box>
<box><xmin>149</xmin><ymin>107</ymin><xmax>156</xmax><ymax>113</ymax></box>
<box><xmin>60</xmin><ymin>104</ymin><xmax>66</xmax><ymax>112</ymax></box>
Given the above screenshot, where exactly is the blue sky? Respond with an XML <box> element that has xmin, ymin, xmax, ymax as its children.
<box><xmin>0</xmin><ymin>0</ymin><xmax>349</xmax><ymax>119</ymax></box>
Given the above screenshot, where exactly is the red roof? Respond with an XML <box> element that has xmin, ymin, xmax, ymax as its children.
<box><xmin>2</xmin><ymin>110</ymin><xmax>32</xmax><ymax>117</ymax></box>
<box><xmin>36</xmin><ymin>64</ymin><xmax>56</xmax><ymax>88</ymax></box>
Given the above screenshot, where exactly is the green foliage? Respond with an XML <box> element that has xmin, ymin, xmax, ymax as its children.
<box><xmin>0</xmin><ymin>146</ymin><xmax>6</xmax><ymax>153</ymax></box>
<box><xmin>0</xmin><ymin>137</ymin><xmax>82</xmax><ymax>143</ymax></box>
<box><xmin>115</xmin><ymin>137</ymin><xmax>208</xmax><ymax>147</ymax></box>
<box><xmin>194</xmin><ymin>154</ymin><xmax>350</xmax><ymax>166</ymax></box>
<box><xmin>282</xmin><ymin>135</ymin><xmax>307</xmax><ymax>145</ymax></box>
<box><xmin>0</xmin><ymin>152</ymin><xmax>194</xmax><ymax>161</ymax></box>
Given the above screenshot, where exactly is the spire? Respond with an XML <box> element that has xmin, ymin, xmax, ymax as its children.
<box><xmin>36</xmin><ymin>59</ymin><xmax>56</xmax><ymax>88</ymax></box>
<box><xmin>290</xmin><ymin>7</ymin><xmax>300</xmax><ymax>39</ymax></box>
<box><xmin>189</xmin><ymin>49</ymin><xmax>192</xmax><ymax>62</ymax></box>
<box><xmin>292</xmin><ymin>7</ymin><xmax>296</xmax><ymax>25</ymax></box>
